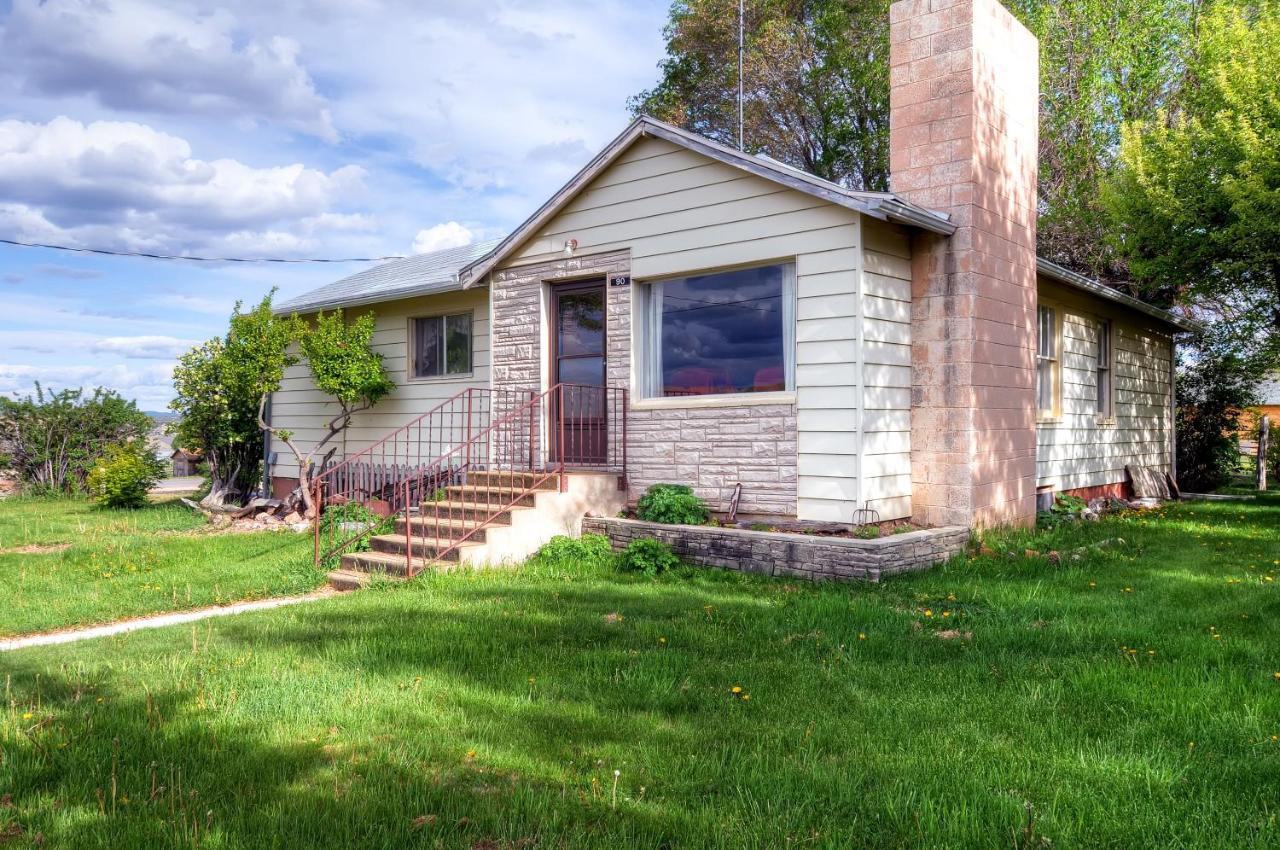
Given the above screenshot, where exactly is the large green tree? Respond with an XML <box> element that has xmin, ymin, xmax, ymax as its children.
<box><xmin>170</xmin><ymin>294</ymin><xmax>295</xmax><ymax>506</ymax></box>
<box><xmin>1106</xmin><ymin>1</ymin><xmax>1280</xmax><ymax>355</ymax></box>
<box><xmin>631</xmin><ymin>0</ymin><xmax>891</xmax><ymax>190</ymax></box>
<box><xmin>632</xmin><ymin>0</ymin><xmax>1204</xmax><ymax>280</ymax></box>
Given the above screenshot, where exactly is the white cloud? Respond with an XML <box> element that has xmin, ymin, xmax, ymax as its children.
<box><xmin>0</xmin><ymin>361</ymin><xmax>177</xmax><ymax>409</ymax></box>
<box><xmin>0</xmin><ymin>0</ymin><xmax>336</xmax><ymax>140</ymax></box>
<box><xmin>0</xmin><ymin>117</ymin><xmax>368</xmax><ymax>255</ymax></box>
<box><xmin>411</xmin><ymin>221</ymin><xmax>474</xmax><ymax>255</ymax></box>
<box><xmin>91</xmin><ymin>336</ymin><xmax>198</xmax><ymax>360</ymax></box>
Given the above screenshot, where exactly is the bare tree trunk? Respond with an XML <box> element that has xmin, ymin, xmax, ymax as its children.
<box><xmin>1258</xmin><ymin>415</ymin><xmax>1270</xmax><ymax>492</ymax></box>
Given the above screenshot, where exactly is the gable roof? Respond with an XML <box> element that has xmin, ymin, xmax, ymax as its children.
<box><xmin>458</xmin><ymin>116</ymin><xmax>957</xmax><ymax>287</ymax></box>
<box><xmin>273</xmin><ymin>239</ymin><xmax>500</xmax><ymax>316</ymax></box>
<box><xmin>1036</xmin><ymin>258</ymin><xmax>1197</xmax><ymax>332</ymax></box>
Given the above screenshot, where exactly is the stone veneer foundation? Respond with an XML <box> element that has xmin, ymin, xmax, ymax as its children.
<box><xmin>583</xmin><ymin>517</ymin><xmax>969</xmax><ymax>582</ymax></box>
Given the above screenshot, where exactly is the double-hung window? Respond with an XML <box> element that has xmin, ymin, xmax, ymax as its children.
<box><xmin>411</xmin><ymin>312</ymin><xmax>472</xmax><ymax>379</ymax></box>
<box><xmin>1036</xmin><ymin>305</ymin><xmax>1059</xmax><ymax>419</ymax></box>
<box><xmin>1095</xmin><ymin>319</ymin><xmax>1113</xmax><ymax>420</ymax></box>
<box><xmin>640</xmin><ymin>263</ymin><xmax>795</xmax><ymax>399</ymax></box>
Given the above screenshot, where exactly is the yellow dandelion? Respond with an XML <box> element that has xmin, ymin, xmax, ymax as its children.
<box><xmin>923</xmin><ymin>609</ymin><xmax>934</xmax><ymax>618</ymax></box>
<box><xmin>731</xmin><ymin>685</ymin><xmax>743</xmax><ymax>694</ymax></box>
<box><xmin>858</xmin><ymin>633</ymin><xmax>867</xmax><ymax>641</ymax></box>
<box><xmin>658</xmin><ymin>636</ymin><xmax>667</xmax><ymax>644</ymax></box>
<box><xmin>942</xmin><ymin>611</ymin><xmax>952</xmax><ymax>618</ymax></box>
<box><xmin>742</xmin><ymin>694</ymin><xmax>751</xmax><ymax>701</ymax></box>
<box><xmin>465</xmin><ymin>749</ymin><xmax>477</xmax><ymax>759</ymax></box>
<box><xmin>21</xmin><ymin>712</ymin><xmax>33</xmax><ymax>720</ymax></box>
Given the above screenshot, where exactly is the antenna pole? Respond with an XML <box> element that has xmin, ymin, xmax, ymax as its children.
<box><xmin>738</xmin><ymin>0</ymin><xmax>745</xmax><ymax>150</ymax></box>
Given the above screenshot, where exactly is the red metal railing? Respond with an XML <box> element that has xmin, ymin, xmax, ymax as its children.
<box><xmin>312</xmin><ymin>383</ymin><xmax>627</xmax><ymax>571</ymax></box>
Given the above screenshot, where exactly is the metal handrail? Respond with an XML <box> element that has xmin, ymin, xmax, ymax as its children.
<box><xmin>312</xmin><ymin>382</ymin><xmax>627</xmax><ymax>571</ymax></box>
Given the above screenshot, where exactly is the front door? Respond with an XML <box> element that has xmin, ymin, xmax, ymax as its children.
<box><xmin>552</xmin><ymin>281</ymin><xmax>607</xmax><ymax>465</ymax></box>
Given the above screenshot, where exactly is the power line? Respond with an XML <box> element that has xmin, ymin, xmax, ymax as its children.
<box><xmin>0</xmin><ymin>237</ymin><xmax>407</xmax><ymax>264</ymax></box>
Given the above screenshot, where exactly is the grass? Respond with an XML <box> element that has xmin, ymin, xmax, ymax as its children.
<box><xmin>0</xmin><ymin>497</ymin><xmax>322</xmax><ymax>637</ymax></box>
<box><xmin>1</xmin><ymin>496</ymin><xmax>1278</xmax><ymax>848</ymax></box>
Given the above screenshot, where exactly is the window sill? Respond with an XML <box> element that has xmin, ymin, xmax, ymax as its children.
<box><xmin>632</xmin><ymin>391</ymin><xmax>796</xmax><ymax>411</ymax></box>
<box><xmin>406</xmin><ymin>371</ymin><xmax>475</xmax><ymax>384</ymax></box>
<box><xmin>1036</xmin><ymin>416</ymin><xmax>1061</xmax><ymax>427</ymax></box>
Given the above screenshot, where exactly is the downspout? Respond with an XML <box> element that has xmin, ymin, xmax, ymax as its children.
<box><xmin>262</xmin><ymin>393</ymin><xmax>272</xmax><ymax>498</ymax></box>
<box><xmin>1169</xmin><ymin>337</ymin><xmax>1178</xmax><ymax>485</ymax></box>
<box><xmin>854</xmin><ymin>218</ymin><xmax>866</xmax><ymax>520</ymax></box>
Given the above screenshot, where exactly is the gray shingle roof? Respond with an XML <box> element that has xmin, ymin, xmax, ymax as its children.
<box><xmin>273</xmin><ymin>239</ymin><xmax>501</xmax><ymax>315</ymax></box>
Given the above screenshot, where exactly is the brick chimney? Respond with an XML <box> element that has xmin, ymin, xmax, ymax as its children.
<box><xmin>889</xmin><ymin>0</ymin><xmax>1040</xmax><ymax>527</ymax></box>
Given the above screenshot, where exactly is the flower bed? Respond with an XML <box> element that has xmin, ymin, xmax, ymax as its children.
<box><xmin>582</xmin><ymin>517</ymin><xmax>969</xmax><ymax>582</ymax></box>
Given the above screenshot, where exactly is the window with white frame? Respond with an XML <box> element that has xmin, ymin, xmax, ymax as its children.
<box><xmin>1095</xmin><ymin>319</ymin><xmax>1113</xmax><ymax>419</ymax></box>
<box><xmin>410</xmin><ymin>312</ymin><xmax>472</xmax><ymax>379</ymax></box>
<box><xmin>1036</xmin><ymin>305</ymin><xmax>1059</xmax><ymax>418</ymax></box>
<box><xmin>639</xmin><ymin>263</ymin><xmax>795</xmax><ymax>398</ymax></box>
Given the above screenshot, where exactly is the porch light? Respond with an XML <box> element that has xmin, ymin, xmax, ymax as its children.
<box><xmin>563</xmin><ymin>239</ymin><xmax>578</xmax><ymax>256</ymax></box>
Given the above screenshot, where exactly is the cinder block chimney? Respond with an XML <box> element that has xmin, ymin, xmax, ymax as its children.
<box><xmin>889</xmin><ymin>0</ymin><xmax>1040</xmax><ymax>527</ymax></box>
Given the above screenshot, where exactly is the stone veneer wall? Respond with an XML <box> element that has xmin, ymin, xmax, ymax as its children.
<box><xmin>490</xmin><ymin>250</ymin><xmax>798</xmax><ymax>517</ymax></box>
<box><xmin>583</xmin><ymin>517</ymin><xmax>969</xmax><ymax>582</ymax></box>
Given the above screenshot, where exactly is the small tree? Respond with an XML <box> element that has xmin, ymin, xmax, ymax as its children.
<box><xmin>0</xmin><ymin>384</ymin><xmax>152</xmax><ymax>494</ymax></box>
<box><xmin>170</xmin><ymin>294</ymin><xmax>296</xmax><ymax>506</ymax></box>
<box><xmin>259</xmin><ymin>309</ymin><xmax>393</xmax><ymax>516</ymax></box>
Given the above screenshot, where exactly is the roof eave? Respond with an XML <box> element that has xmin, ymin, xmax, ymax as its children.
<box><xmin>1036</xmin><ymin>258</ymin><xmax>1198</xmax><ymax>333</ymax></box>
<box><xmin>458</xmin><ymin>115</ymin><xmax>955</xmax><ymax>286</ymax></box>
<box><xmin>272</xmin><ymin>278</ymin><xmax>481</xmax><ymax>317</ymax></box>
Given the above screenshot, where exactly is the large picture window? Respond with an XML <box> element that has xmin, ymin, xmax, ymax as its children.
<box><xmin>411</xmin><ymin>312</ymin><xmax>472</xmax><ymax>379</ymax></box>
<box><xmin>641</xmin><ymin>263</ymin><xmax>795</xmax><ymax>398</ymax></box>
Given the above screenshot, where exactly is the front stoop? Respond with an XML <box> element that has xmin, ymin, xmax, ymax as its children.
<box><xmin>327</xmin><ymin>470</ymin><xmax>626</xmax><ymax>590</ymax></box>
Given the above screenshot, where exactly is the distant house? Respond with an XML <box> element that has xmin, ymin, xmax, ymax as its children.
<box><xmin>170</xmin><ymin>449</ymin><xmax>202</xmax><ymax>477</ymax></box>
<box><xmin>266</xmin><ymin>0</ymin><xmax>1192</xmax><ymax>564</ymax></box>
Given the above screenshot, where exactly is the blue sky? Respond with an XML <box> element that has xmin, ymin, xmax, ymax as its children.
<box><xmin>0</xmin><ymin>0</ymin><xmax>669</xmax><ymax>410</ymax></box>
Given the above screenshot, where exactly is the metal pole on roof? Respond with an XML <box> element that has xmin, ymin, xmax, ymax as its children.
<box><xmin>738</xmin><ymin>0</ymin><xmax>745</xmax><ymax>150</ymax></box>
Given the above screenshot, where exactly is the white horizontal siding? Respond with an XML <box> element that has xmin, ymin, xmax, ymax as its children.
<box><xmin>1035</xmin><ymin>297</ymin><xmax>1174</xmax><ymax>492</ymax></box>
<box><xmin>499</xmin><ymin>136</ymin><xmax>924</xmax><ymax>522</ymax></box>
<box><xmin>268</xmin><ymin>288</ymin><xmax>490</xmax><ymax>480</ymax></box>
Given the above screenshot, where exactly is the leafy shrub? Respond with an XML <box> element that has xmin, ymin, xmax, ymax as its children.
<box><xmin>1037</xmin><ymin>493</ymin><xmax>1088</xmax><ymax>530</ymax></box>
<box><xmin>616</xmin><ymin>537</ymin><xmax>682</xmax><ymax>576</ymax></box>
<box><xmin>635</xmin><ymin>484</ymin><xmax>710</xmax><ymax>525</ymax></box>
<box><xmin>86</xmin><ymin>442</ymin><xmax>166</xmax><ymax>509</ymax></box>
<box><xmin>529</xmin><ymin>534</ymin><xmax>614</xmax><ymax>569</ymax></box>
<box><xmin>0</xmin><ymin>384</ymin><xmax>152</xmax><ymax>494</ymax></box>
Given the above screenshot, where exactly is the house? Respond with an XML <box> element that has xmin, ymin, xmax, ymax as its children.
<box><xmin>170</xmin><ymin>448</ymin><xmax>203</xmax><ymax>477</ymax></box>
<box><xmin>268</xmin><ymin>0</ymin><xmax>1191</xmax><ymax>575</ymax></box>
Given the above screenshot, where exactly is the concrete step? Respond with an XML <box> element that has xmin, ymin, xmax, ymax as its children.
<box><xmin>441</xmin><ymin>484</ymin><xmax>538</xmax><ymax>507</ymax></box>
<box><xmin>416</xmin><ymin>500</ymin><xmax>525</xmax><ymax>523</ymax></box>
<box><xmin>395</xmin><ymin>514</ymin><xmax>499</xmax><ymax>540</ymax></box>
<box><xmin>368</xmin><ymin>533</ymin><xmax>480</xmax><ymax>561</ymax></box>
<box><xmin>466</xmin><ymin>470</ymin><xmax>560</xmax><ymax>491</ymax></box>
<box><xmin>339</xmin><ymin>549</ymin><xmax>417</xmax><ymax>577</ymax></box>
<box><xmin>327</xmin><ymin>569</ymin><xmax>370</xmax><ymax>591</ymax></box>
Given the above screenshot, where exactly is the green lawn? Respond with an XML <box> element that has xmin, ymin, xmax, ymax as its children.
<box><xmin>2</xmin><ymin>496</ymin><xmax>1278</xmax><ymax>848</ymax></box>
<box><xmin>0</xmin><ymin>498</ymin><xmax>322</xmax><ymax>636</ymax></box>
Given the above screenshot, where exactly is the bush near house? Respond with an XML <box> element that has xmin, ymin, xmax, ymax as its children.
<box><xmin>635</xmin><ymin>483</ymin><xmax>710</xmax><ymax>525</ymax></box>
